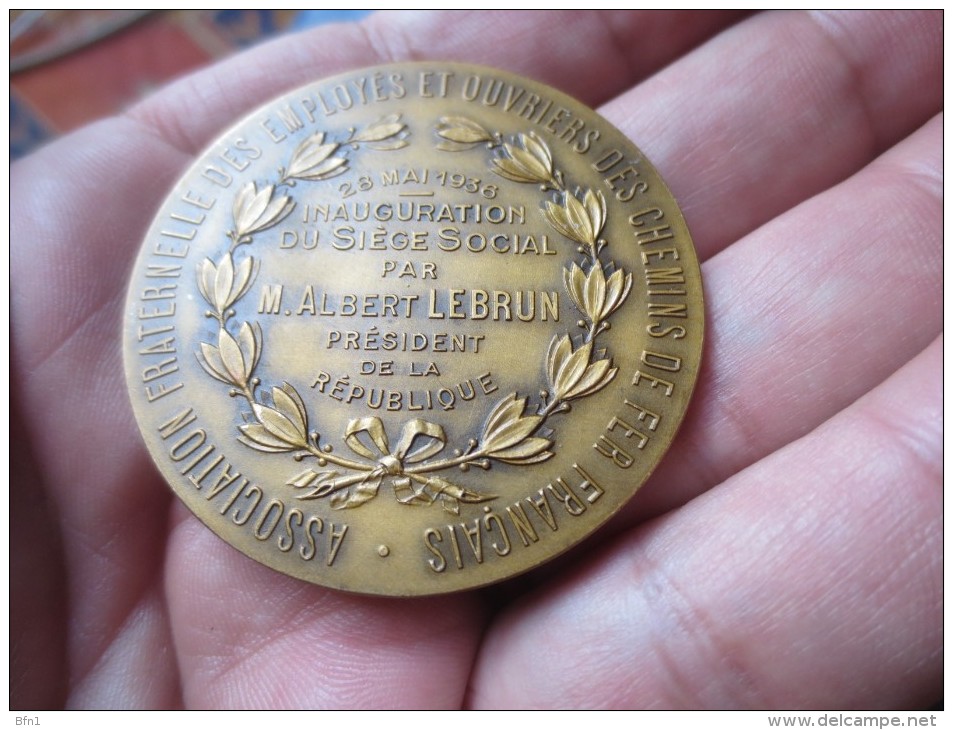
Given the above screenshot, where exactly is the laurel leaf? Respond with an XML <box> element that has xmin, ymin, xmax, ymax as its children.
<box><xmin>232</xmin><ymin>255</ymin><xmax>257</xmax><ymax>303</ymax></box>
<box><xmin>296</xmin><ymin>131</ymin><xmax>328</xmax><ymax>153</ymax></box>
<box><xmin>292</xmin><ymin>156</ymin><xmax>347</xmax><ymax>181</ymax></box>
<box><xmin>584</xmin><ymin>263</ymin><xmax>607</xmax><ymax>322</ymax></box>
<box><xmin>250</xmin><ymin>322</ymin><xmax>263</xmax><ymax>371</ymax></box>
<box><xmin>563</xmin><ymin>190</ymin><xmax>593</xmax><ymax>245</ymax></box>
<box><xmin>480</xmin><ymin>394</ymin><xmax>543</xmax><ymax>455</ymax></box>
<box><xmin>492</xmin><ymin>155</ymin><xmax>541</xmax><ymax>184</ymax></box>
<box><xmin>237</xmin><ymin>423</ymin><xmax>296</xmax><ymax>453</ymax></box>
<box><xmin>547</xmin><ymin>335</ymin><xmax>573</xmax><ymax>388</ymax></box>
<box><xmin>436</xmin><ymin>116</ymin><xmax>493</xmax><ymax>144</ymax></box>
<box><xmin>544</xmin><ymin>200</ymin><xmax>577</xmax><ymax>242</ymax></box>
<box><xmin>213</xmin><ymin>252</ymin><xmax>235</xmax><ymax>312</ymax></box>
<box><xmin>287</xmin><ymin>469</ymin><xmax>319</xmax><ymax>487</ymax></box>
<box><xmin>286</xmin><ymin>133</ymin><xmax>336</xmax><ymax>177</ymax></box>
<box><xmin>552</xmin><ymin>340</ymin><xmax>593</xmax><ymax>401</ymax></box>
<box><xmin>198</xmin><ymin>258</ymin><xmax>216</xmax><ymax>306</ymax></box>
<box><xmin>297</xmin><ymin>487</ymin><xmax>331</xmax><ymax>500</ymax></box>
<box><xmin>218</xmin><ymin>328</ymin><xmax>247</xmax><ymax>385</ymax></box>
<box><xmin>238</xmin><ymin>184</ymin><xmax>272</xmax><ymax>234</ymax></box>
<box><xmin>481</xmin><ymin>394</ymin><xmax>526</xmax><ymax>442</ymax></box>
<box><xmin>252</xmin><ymin>403</ymin><xmax>308</xmax><ymax>450</ymax></box>
<box><xmin>490</xmin><ymin>132</ymin><xmax>554</xmax><ymax>185</ymax></box>
<box><xmin>308</xmin><ymin>475</ymin><xmax>342</xmax><ymax>497</ymax></box>
<box><xmin>522</xmin><ymin>132</ymin><xmax>552</xmax><ymax>175</ymax></box>
<box><xmin>235</xmin><ymin>322</ymin><xmax>257</xmax><ymax>380</ymax></box>
<box><xmin>232</xmin><ymin>182</ymin><xmax>256</xmax><ymax>229</ymax></box>
<box><xmin>197</xmin><ymin>342</ymin><xmax>231</xmax><ymax>384</ymax></box>
<box><xmin>565</xmin><ymin>359</ymin><xmax>616</xmax><ymax>400</ymax></box>
<box><xmin>484</xmin><ymin>414</ymin><xmax>542</xmax><ymax>454</ymax></box>
<box><xmin>282</xmin><ymin>381</ymin><xmax>308</xmax><ymax>418</ymax></box>
<box><xmin>252</xmin><ymin>404</ymin><xmax>299</xmax><ymax>442</ymax></box>
<box><xmin>294</xmin><ymin>135</ymin><xmax>326</xmax><ymax>160</ymax></box>
<box><xmin>584</xmin><ymin>188</ymin><xmax>606</xmax><ymax>241</ymax></box>
<box><xmin>490</xmin><ymin>437</ymin><xmax>554</xmax><ymax>464</ymax></box>
<box><xmin>272</xmin><ymin>383</ymin><xmax>307</xmax><ymax>435</ymax></box>
<box><xmin>257</xmin><ymin>192</ymin><xmax>294</xmax><ymax>231</ymax></box>
<box><xmin>501</xmin><ymin>451</ymin><xmax>554</xmax><ymax>466</ymax></box>
<box><xmin>293</xmin><ymin>143</ymin><xmax>338</xmax><ymax>171</ymax></box>
<box><xmin>564</xmin><ymin>263</ymin><xmax>586</xmax><ymax>314</ymax></box>
<box><xmin>436</xmin><ymin>139</ymin><xmax>480</xmax><ymax>152</ymax></box>
<box><xmin>368</xmin><ymin>138</ymin><xmax>409</xmax><ymax>151</ymax></box>
<box><xmin>288</xmin><ymin>470</ymin><xmax>340</xmax><ymax>499</ymax></box>
<box><xmin>293</xmin><ymin>130</ymin><xmax>325</xmax><ymax>150</ymax></box>
<box><xmin>509</xmin><ymin>143</ymin><xmax>545</xmax><ymax>179</ymax></box>
<box><xmin>353</xmin><ymin>114</ymin><xmax>406</xmax><ymax>143</ymax></box>
<box><xmin>331</xmin><ymin>475</ymin><xmax>382</xmax><ymax>509</ymax></box>
<box><xmin>354</xmin><ymin>122</ymin><xmax>404</xmax><ymax>142</ymax></box>
<box><xmin>604</xmin><ymin>269</ymin><xmax>632</xmax><ymax>317</ymax></box>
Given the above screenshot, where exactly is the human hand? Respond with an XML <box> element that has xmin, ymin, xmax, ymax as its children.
<box><xmin>11</xmin><ymin>10</ymin><xmax>941</xmax><ymax>709</ymax></box>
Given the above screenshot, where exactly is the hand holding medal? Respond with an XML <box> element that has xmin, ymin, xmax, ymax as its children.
<box><xmin>11</xmin><ymin>10</ymin><xmax>940</xmax><ymax>710</ymax></box>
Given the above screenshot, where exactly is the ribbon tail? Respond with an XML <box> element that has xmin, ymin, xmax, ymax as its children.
<box><xmin>328</xmin><ymin>469</ymin><xmax>381</xmax><ymax>492</ymax></box>
<box><xmin>392</xmin><ymin>476</ymin><xmax>433</xmax><ymax>505</ymax></box>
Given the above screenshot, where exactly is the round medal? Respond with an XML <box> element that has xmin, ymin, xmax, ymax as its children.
<box><xmin>123</xmin><ymin>62</ymin><xmax>704</xmax><ymax>595</ymax></box>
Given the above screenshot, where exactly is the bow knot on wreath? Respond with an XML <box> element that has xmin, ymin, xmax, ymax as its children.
<box><xmin>289</xmin><ymin>417</ymin><xmax>495</xmax><ymax>513</ymax></box>
<box><xmin>346</xmin><ymin>415</ymin><xmax>445</xmax><ymax>477</ymax></box>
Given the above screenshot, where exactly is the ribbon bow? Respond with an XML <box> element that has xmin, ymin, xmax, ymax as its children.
<box><xmin>347</xmin><ymin>416</ymin><xmax>443</xmax><ymax>478</ymax></box>
<box><xmin>333</xmin><ymin>417</ymin><xmax>446</xmax><ymax>507</ymax></box>
<box><xmin>289</xmin><ymin>417</ymin><xmax>496</xmax><ymax>512</ymax></box>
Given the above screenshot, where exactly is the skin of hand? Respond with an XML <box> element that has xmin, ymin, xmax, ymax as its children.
<box><xmin>10</xmin><ymin>10</ymin><xmax>941</xmax><ymax>710</ymax></box>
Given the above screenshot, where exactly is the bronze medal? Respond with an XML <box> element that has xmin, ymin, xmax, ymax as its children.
<box><xmin>123</xmin><ymin>63</ymin><xmax>704</xmax><ymax>595</ymax></box>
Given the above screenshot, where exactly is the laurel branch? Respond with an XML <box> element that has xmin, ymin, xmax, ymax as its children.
<box><xmin>195</xmin><ymin>114</ymin><xmax>631</xmax><ymax>514</ymax></box>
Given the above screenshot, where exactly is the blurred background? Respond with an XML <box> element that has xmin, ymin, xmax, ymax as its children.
<box><xmin>10</xmin><ymin>9</ymin><xmax>373</xmax><ymax>159</ymax></box>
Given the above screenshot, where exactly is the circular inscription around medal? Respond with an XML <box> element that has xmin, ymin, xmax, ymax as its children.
<box><xmin>123</xmin><ymin>63</ymin><xmax>704</xmax><ymax>595</ymax></box>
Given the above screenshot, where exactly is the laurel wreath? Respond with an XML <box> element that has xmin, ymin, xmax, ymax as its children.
<box><xmin>195</xmin><ymin>114</ymin><xmax>631</xmax><ymax>514</ymax></box>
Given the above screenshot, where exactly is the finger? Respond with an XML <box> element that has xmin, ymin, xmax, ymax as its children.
<box><xmin>64</xmin><ymin>583</ymin><xmax>180</xmax><ymax>709</ymax></box>
<box><xmin>127</xmin><ymin>10</ymin><xmax>745</xmax><ymax>153</ymax></box>
<box><xmin>10</xmin><ymin>387</ymin><xmax>67</xmax><ymax>709</ymax></box>
<box><xmin>623</xmin><ymin>113</ymin><xmax>941</xmax><ymax>525</ymax></box>
<box><xmin>166</xmin><ymin>509</ymin><xmax>484</xmax><ymax>709</ymax></box>
<box><xmin>12</xmin><ymin>120</ymin><xmax>189</xmax><ymax>373</ymax></box>
<box><xmin>599</xmin><ymin>10</ymin><xmax>942</xmax><ymax>258</ymax></box>
<box><xmin>470</xmin><ymin>336</ymin><xmax>941</xmax><ymax>709</ymax></box>
<box><xmin>10</xmin><ymin>120</ymin><xmax>188</xmax><ymax>696</ymax></box>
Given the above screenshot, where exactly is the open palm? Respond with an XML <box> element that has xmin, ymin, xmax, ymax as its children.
<box><xmin>11</xmin><ymin>10</ymin><xmax>941</xmax><ymax>709</ymax></box>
